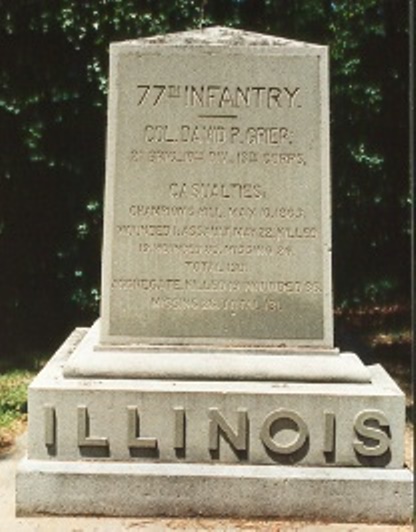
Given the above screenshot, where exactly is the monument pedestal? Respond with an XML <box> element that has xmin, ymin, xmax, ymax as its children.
<box><xmin>16</xmin><ymin>327</ymin><xmax>413</xmax><ymax>522</ymax></box>
<box><xmin>63</xmin><ymin>321</ymin><xmax>372</xmax><ymax>383</ymax></box>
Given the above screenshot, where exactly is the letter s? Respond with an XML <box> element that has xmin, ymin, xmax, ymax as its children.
<box><xmin>353</xmin><ymin>410</ymin><xmax>391</xmax><ymax>457</ymax></box>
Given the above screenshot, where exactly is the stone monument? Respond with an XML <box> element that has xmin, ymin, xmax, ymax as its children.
<box><xmin>16</xmin><ymin>27</ymin><xmax>412</xmax><ymax>522</ymax></box>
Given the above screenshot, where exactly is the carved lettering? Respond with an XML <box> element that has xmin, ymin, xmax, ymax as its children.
<box><xmin>184</xmin><ymin>260</ymin><xmax>246</xmax><ymax>274</ymax></box>
<box><xmin>44</xmin><ymin>404</ymin><xmax>56</xmax><ymax>447</ymax></box>
<box><xmin>169</xmin><ymin>182</ymin><xmax>265</xmax><ymax>200</ymax></box>
<box><xmin>103</xmin><ymin>46</ymin><xmax>330</xmax><ymax>344</ymax></box>
<box><xmin>260</xmin><ymin>409</ymin><xmax>308</xmax><ymax>454</ymax></box>
<box><xmin>42</xmin><ymin>403</ymin><xmax>395</xmax><ymax>466</ymax></box>
<box><xmin>173</xmin><ymin>407</ymin><xmax>186</xmax><ymax>450</ymax></box>
<box><xmin>323</xmin><ymin>411</ymin><xmax>336</xmax><ymax>455</ymax></box>
<box><xmin>127</xmin><ymin>406</ymin><xmax>158</xmax><ymax>449</ymax></box>
<box><xmin>208</xmin><ymin>408</ymin><xmax>248</xmax><ymax>452</ymax></box>
<box><xmin>111</xmin><ymin>278</ymin><xmax>321</xmax><ymax>294</ymax></box>
<box><xmin>116</xmin><ymin>224</ymin><xmax>317</xmax><ymax>240</ymax></box>
<box><xmin>353</xmin><ymin>410</ymin><xmax>391</xmax><ymax>457</ymax></box>
<box><xmin>137</xmin><ymin>84</ymin><xmax>302</xmax><ymax>109</ymax></box>
<box><xmin>77</xmin><ymin>406</ymin><xmax>109</xmax><ymax>448</ymax></box>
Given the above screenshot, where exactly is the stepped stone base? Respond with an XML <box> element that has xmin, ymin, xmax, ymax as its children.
<box><xmin>17</xmin><ymin>460</ymin><xmax>413</xmax><ymax>522</ymax></box>
<box><xmin>64</xmin><ymin>321</ymin><xmax>371</xmax><ymax>383</ymax></box>
<box><xmin>16</xmin><ymin>327</ymin><xmax>413</xmax><ymax>521</ymax></box>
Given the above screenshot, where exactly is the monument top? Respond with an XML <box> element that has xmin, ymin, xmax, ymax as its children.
<box><xmin>117</xmin><ymin>26</ymin><xmax>322</xmax><ymax>49</ymax></box>
<box><xmin>101</xmin><ymin>26</ymin><xmax>333</xmax><ymax>349</ymax></box>
<box><xmin>64</xmin><ymin>27</ymin><xmax>375</xmax><ymax>383</ymax></box>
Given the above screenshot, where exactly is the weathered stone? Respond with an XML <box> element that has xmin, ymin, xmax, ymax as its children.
<box><xmin>63</xmin><ymin>322</ymin><xmax>371</xmax><ymax>382</ymax></box>
<box><xmin>27</xmin><ymin>329</ymin><xmax>406</xmax><ymax>468</ymax></box>
<box><xmin>100</xmin><ymin>26</ymin><xmax>333</xmax><ymax>348</ymax></box>
<box><xmin>16</xmin><ymin>327</ymin><xmax>413</xmax><ymax>521</ymax></box>
<box><xmin>16</xmin><ymin>460</ymin><xmax>413</xmax><ymax>522</ymax></box>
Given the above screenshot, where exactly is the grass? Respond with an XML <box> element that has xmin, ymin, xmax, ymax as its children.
<box><xmin>0</xmin><ymin>370</ymin><xmax>34</xmax><ymax>451</ymax></box>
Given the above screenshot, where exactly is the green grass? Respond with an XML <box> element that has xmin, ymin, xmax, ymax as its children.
<box><xmin>0</xmin><ymin>370</ymin><xmax>34</xmax><ymax>449</ymax></box>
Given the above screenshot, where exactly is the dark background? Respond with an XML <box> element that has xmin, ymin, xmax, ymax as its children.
<box><xmin>0</xmin><ymin>1</ymin><xmax>410</xmax><ymax>368</ymax></box>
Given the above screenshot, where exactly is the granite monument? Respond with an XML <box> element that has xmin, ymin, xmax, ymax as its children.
<box><xmin>16</xmin><ymin>27</ymin><xmax>413</xmax><ymax>522</ymax></box>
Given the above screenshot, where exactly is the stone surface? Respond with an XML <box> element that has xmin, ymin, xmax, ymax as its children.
<box><xmin>100</xmin><ymin>26</ymin><xmax>332</xmax><ymax>348</ymax></box>
<box><xmin>7</xmin><ymin>434</ymin><xmax>413</xmax><ymax>528</ymax></box>
<box><xmin>63</xmin><ymin>322</ymin><xmax>371</xmax><ymax>382</ymax></box>
<box><xmin>25</xmin><ymin>329</ymin><xmax>406</xmax><ymax>468</ymax></box>
<box><xmin>17</xmin><ymin>328</ymin><xmax>413</xmax><ymax>521</ymax></box>
<box><xmin>17</xmin><ymin>459</ymin><xmax>413</xmax><ymax>522</ymax></box>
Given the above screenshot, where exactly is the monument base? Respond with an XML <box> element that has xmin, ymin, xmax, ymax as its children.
<box><xmin>16</xmin><ymin>327</ymin><xmax>413</xmax><ymax>522</ymax></box>
<box><xmin>63</xmin><ymin>321</ymin><xmax>371</xmax><ymax>383</ymax></box>
<box><xmin>17</xmin><ymin>459</ymin><xmax>412</xmax><ymax>522</ymax></box>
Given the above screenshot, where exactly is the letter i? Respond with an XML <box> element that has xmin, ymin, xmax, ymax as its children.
<box><xmin>323</xmin><ymin>411</ymin><xmax>336</xmax><ymax>458</ymax></box>
<box><xmin>44</xmin><ymin>404</ymin><xmax>56</xmax><ymax>447</ymax></box>
<box><xmin>174</xmin><ymin>407</ymin><xmax>186</xmax><ymax>451</ymax></box>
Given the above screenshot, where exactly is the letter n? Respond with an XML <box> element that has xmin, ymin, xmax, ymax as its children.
<box><xmin>208</xmin><ymin>407</ymin><xmax>248</xmax><ymax>453</ymax></box>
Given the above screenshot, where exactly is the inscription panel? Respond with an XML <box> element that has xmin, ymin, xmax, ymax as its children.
<box><xmin>101</xmin><ymin>43</ymin><xmax>332</xmax><ymax>346</ymax></box>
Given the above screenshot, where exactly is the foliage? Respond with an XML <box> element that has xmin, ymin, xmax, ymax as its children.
<box><xmin>0</xmin><ymin>1</ymin><xmax>410</xmax><ymax>363</ymax></box>
<box><xmin>328</xmin><ymin>1</ymin><xmax>410</xmax><ymax>308</ymax></box>
<box><xmin>0</xmin><ymin>370</ymin><xmax>33</xmax><ymax>446</ymax></box>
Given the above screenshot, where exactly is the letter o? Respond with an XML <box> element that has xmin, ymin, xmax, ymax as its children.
<box><xmin>260</xmin><ymin>409</ymin><xmax>308</xmax><ymax>455</ymax></box>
